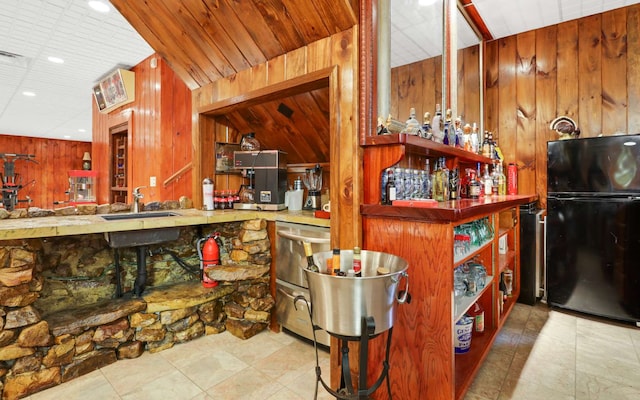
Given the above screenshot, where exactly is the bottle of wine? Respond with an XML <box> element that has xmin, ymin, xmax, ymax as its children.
<box><xmin>352</xmin><ymin>247</ymin><xmax>362</xmax><ymax>277</ymax></box>
<box><xmin>385</xmin><ymin>169</ymin><xmax>396</xmax><ymax>205</ymax></box>
<box><xmin>302</xmin><ymin>242</ymin><xmax>319</xmax><ymax>273</ymax></box>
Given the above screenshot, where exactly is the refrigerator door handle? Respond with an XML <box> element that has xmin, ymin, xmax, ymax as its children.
<box><xmin>541</xmin><ymin>214</ymin><xmax>547</xmax><ymax>302</ymax></box>
<box><xmin>535</xmin><ymin>210</ymin><xmax>546</xmax><ymax>301</ymax></box>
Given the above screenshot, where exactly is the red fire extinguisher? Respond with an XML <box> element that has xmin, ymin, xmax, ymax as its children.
<box><xmin>197</xmin><ymin>233</ymin><xmax>221</xmax><ymax>288</ymax></box>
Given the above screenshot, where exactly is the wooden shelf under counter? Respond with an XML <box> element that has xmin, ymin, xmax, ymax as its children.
<box><xmin>362</xmin><ymin>195</ymin><xmax>535</xmax><ymax>400</ymax></box>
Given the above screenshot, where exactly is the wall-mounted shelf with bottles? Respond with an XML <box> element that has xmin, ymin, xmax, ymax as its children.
<box><xmin>362</xmin><ymin>133</ymin><xmax>494</xmax><ymax>207</ymax></box>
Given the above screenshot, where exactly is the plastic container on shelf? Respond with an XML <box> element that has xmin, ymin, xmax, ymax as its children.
<box><xmin>454</xmin><ymin>315</ymin><xmax>473</xmax><ymax>354</ymax></box>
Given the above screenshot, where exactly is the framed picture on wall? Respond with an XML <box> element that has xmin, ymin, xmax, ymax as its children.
<box><xmin>92</xmin><ymin>68</ymin><xmax>135</xmax><ymax>113</ymax></box>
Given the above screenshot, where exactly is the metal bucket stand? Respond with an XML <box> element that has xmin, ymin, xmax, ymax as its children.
<box><xmin>295</xmin><ymin>296</ymin><xmax>393</xmax><ymax>400</ymax></box>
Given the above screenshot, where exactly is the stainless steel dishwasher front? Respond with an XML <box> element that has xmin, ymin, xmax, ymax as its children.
<box><xmin>275</xmin><ymin>221</ymin><xmax>330</xmax><ymax>346</ymax></box>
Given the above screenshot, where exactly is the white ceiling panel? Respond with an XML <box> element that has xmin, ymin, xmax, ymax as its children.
<box><xmin>0</xmin><ymin>0</ymin><xmax>153</xmax><ymax>142</ymax></box>
<box><xmin>2</xmin><ymin>0</ymin><xmax>640</xmax><ymax>141</ymax></box>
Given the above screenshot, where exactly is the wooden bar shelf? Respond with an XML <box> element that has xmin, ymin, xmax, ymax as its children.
<box><xmin>361</xmin><ymin>135</ymin><xmax>536</xmax><ymax>400</ymax></box>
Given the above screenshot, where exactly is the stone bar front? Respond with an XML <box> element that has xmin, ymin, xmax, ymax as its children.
<box><xmin>0</xmin><ymin>217</ymin><xmax>275</xmax><ymax>399</ymax></box>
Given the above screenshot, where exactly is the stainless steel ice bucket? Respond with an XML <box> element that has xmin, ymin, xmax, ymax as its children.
<box><xmin>302</xmin><ymin>250</ymin><xmax>409</xmax><ymax>337</ymax></box>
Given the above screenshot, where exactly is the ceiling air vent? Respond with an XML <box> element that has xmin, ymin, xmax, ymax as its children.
<box><xmin>0</xmin><ymin>50</ymin><xmax>30</xmax><ymax>67</ymax></box>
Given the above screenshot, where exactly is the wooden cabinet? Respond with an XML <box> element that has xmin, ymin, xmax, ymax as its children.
<box><xmin>360</xmin><ymin>134</ymin><xmax>534</xmax><ymax>399</ymax></box>
<box><xmin>111</xmin><ymin>132</ymin><xmax>128</xmax><ymax>203</ymax></box>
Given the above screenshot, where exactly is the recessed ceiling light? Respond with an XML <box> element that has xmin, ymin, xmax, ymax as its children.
<box><xmin>88</xmin><ymin>1</ymin><xmax>110</xmax><ymax>13</ymax></box>
<box><xmin>47</xmin><ymin>56</ymin><xmax>64</xmax><ymax>64</ymax></box>
<box><xmin>78</xmin><ymin>129</ymin><xmax>86</xmax><ymax>133</ymax></box>
<box><xmin>64</xmin><ymin>135</ymin><xmax>71</xmax><ymax>139</ymax></box>
<box><xmin>22</xmin><ymin>91</ymin><xmax>36</xmax><ymax>97</ymax></box>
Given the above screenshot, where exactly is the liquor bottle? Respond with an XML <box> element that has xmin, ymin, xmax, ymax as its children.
<box><xmin>497</xmin><ymin>163</ymin><xmax>507</xmax><ymax>195</ymax></box>
<box><xmin>431</xmin><ymin>104</ymin><xmax>444</xmax><ymax>143</ymax></box>
<box><xmin>441</xmin><ymin>158</ymin><xmax>450</xmax><ymax>200</ymax></box>
<box><xmin>488</xmin><ymin>132</ymin><xmax>496</xmax><ymax>160</ymax></box>
<box><xmin>432</xmin><ymin>159</ymin><xmax>444</xmax><ymax>201</ymax></box>
<box><xmin>444</xmin><ymin>109</ymin><xmax>454</xmax><ymax>146</ymax></box>
<box><xmin>491</xmin><ymin>163</ymin><xmax>499</xmax><ymax>196</ymax></box>
<box><xmin>384</xmin><ymin>169</ymin><xmax>396</xmax><ymax>205</ymax></box>
<box><xmin>468</xmin><ymin>302</ymin><xmax>485</xmax><ymax>336</ymax></box>
<box><xmin>476</xmin><ymin>163</ymin><xmax>483</xmax><ymax>197</ymax></box>
<box><xmin>499</xmin><ymin>273</ymin><xmax>508</xmax><ymax>310</ymax></box>
<box><xmin>463</xmin><ymin>123</ymin><xmax>472</xmax><ymax>152</ymax></box>
<box><xmin>353</xmin><ymin>246</ymin><xmax>362</xmax><ymax>277</ymax></box>
<box><xmin>454</xmin><ymin>116</ymin><xmax>464</xmax><ymax>149</ymax></box>
<box><xmin>424</xmin><ymin>158</ymin><xmax>432</xmax><ymax>199</ymax></box>
<box><xmin>481</xmin><ymin>131</ymin><xmax>491</xmax><ymax>158</ymax></box>
<box><xmin>394</xmin><ymin>167</ymin><xmax>404</xmax><ymax>200</ymax></box>
<box><xmin>422</xmin><ymin>112</ymin><xmax>432</xmax><ymax>139</ymax></box>
<box><xmin>483</xmin><ymin>164</ymin><xmax>492</xmax><ymax>196</ymax></box>
<box><xmin>449</xmin><ymin>167</ymin><xmax>459</xmax><ymax>200</ymax></box>
<box><xmin>405</xmin><ymin>107</ymin><xmax>421</xmax><ymax>136</ymax></box>
<box><xmin>381</xmin><ymin>168</ymin><xmax>389</xmax><ymax>204</ymax></box>
<box><xmin>468</xmin><ymin>170</ymin><xmax>480</xmax><ymax>199</ymax></box>
<box><xmin>404</xmin><ymin>168</ymin><xmax>413</xmax><ymax>199</ymax></box>
<box><xmin>471</xmin><ymin>123</ymin><xmax>480</xmax><ymax>154</ymax></box>
<box><xmin>302</xmin><ymin>242</ymin><xmax>320</xmax><ymax>273</ymax></box>
<box><xmin>331</xmin><ymin>248</ymin><xmax>341</xmax><ymax>276</ymax></box>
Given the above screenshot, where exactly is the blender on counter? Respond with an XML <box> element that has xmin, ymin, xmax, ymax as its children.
<box><xmin>303</xmin><ymin>164</ymin><xmax>323</xmax><ymax>210</ymax></box>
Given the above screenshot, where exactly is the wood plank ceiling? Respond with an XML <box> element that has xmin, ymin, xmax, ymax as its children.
<box><xmin>110</xmin><ymin>0</ymin><xmax>358</xmax><ymax>90</ymax></box>
<box><xmin>110</xmin><ymin>0</ymin><xmax>357</xmax><ymax>164</ymax></box>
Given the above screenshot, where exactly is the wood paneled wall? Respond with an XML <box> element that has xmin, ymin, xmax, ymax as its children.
<box><xmin>389</xmin><ymin>45</ymin><xmax>481</xmax><ymax>128</ymax></box>
<box><xmin>192</xmin><ymin>28</ymin><xmax>360</xmax><ymax>250</ymax></box>
<box><xmin>390</xmin><ymin>56</ymin><xmax>443</xmax><ymax>124</ymax></box>
<box><xmin>484</xmin><ymin>4</ymin><xmax>640</xmax><ymax>208</ymax></box>
<box><xmin>92</xmin><ymin>55</ymin><xmax>192</xmax><ymax>204</ymax></box>
<box><xmin>0</xmin><ymin>135</ymin><xmax>90</xmax><ymax>208</ymax></box>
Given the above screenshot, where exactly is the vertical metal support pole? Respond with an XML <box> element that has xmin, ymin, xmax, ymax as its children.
<box><xmin>377</xmin><ymin>0</ymin><xmax>391</xmax><ymax>121</ymax></box>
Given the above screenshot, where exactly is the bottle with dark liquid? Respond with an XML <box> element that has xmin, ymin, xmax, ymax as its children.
<box><xmin>302</xmin><ymin>242</ymin><xmax>319</xmax><ymax>273</ymax></box>
<box><xmin>385</xmin><ymin>169</ymin><xmax>397</xmax><ymax>205</ymax></box>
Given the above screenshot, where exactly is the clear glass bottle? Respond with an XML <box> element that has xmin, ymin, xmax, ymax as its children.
<box><xmin>483</xmin><ymin>164</ymin><xmax>493</xmax><ymax>196</ymax></box>
<box><xmin>433</xmin><ymin>158</ymin><xmax>444</xmax><ymax>201</ymax></box>
<box><xmin>431</xmin><ymin>104</ymin><xmax>444</xmax><ymax>143</ymax></box>
<box><xmin>449</xmin><ymin>166</ymin><xmax>459</xmax><ymax>200</ymax></box>
<box><xmin>423</xmin><ymin>158</ymin><xmax>432</xmax><ymax>199</ymax></box>
<box><xmin>497</xmin><ymin>163</ymin><xmax>507</xmax><ymax>195</ymax></box>
<box><xmin>471</xmin><ymin>123</ymin><xmax>480</xmax><ymax>154</ymax></box>
<box><xmin>404</xmin><ymin>168</ymin><xmax>413</xmax><ymax>199</ymax></box>
<box><xmin>441</xmin><ymin>158</ymin><xmax>450</xmax><ymax>200</ymax></box>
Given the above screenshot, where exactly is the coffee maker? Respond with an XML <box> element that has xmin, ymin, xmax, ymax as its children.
<box><xmin>233</xmin><ymin>150</ymin><xmax>287</xmax><ymax>210</ymax></box>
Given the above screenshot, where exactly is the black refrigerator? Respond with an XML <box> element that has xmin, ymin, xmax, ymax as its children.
<box><xmin>546</xmin><ymin>134</ymin><xmax>640</xmax><ymax>325</ymax></box>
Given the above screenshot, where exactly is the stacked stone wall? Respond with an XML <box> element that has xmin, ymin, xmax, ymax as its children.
<box><xmin>0</xmin><ymin>219</ymin><xmax>272</xmax><ymax>399</ymax></box>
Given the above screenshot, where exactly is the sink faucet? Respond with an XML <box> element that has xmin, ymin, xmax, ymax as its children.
<box><xmin>133</xmin><ymin>186</ymin><xmax>147</xmax><ymax>213</ymax></box>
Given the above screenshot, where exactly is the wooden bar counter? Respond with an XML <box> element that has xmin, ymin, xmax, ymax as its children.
<box><xmin>361</xmin><ymin>194</ymin><xmax>536</xmax><ymax>400</ymax></box>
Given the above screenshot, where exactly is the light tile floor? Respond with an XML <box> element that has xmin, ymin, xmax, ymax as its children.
<box><xmin>25</xmin><ymin>303</ymin><xmax>640</xmax><ymax>400</ymax></box>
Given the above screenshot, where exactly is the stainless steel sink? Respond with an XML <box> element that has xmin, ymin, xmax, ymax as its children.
<box><xmin>101</xmin><ymin>211</ymin><xmax>179</xmax><ymax>221</ymax></box>
<box><xmin>104</xmin><ymin>227</ymin><xmax>181</xmax><ymax>248</ymax></box>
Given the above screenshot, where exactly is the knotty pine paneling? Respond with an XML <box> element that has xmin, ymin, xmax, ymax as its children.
<box><xmin>193</xmin><ymin>29</ymin><xmax>359</xmax><ymax>251</ymax></box>
<box><xmin>0</xmin><ymin>135</ymin><xmax>90</xmax><ymax>209</ymax></box>
<box><xmin>390</xmin><ymin>46</ymin><xmax>481</xmax><ymax>132</ymax></box>
<box><xmin>92</xmin><ymin>55</ymin><xmax>192</xmax><ymax>205</ymax></box>
<box><xmin>484</xmin><ymin>3</ymin><xmax>640</xmax><ymax>209</ymax></box>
